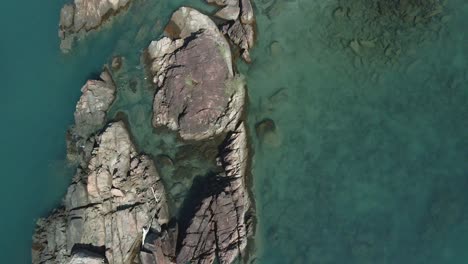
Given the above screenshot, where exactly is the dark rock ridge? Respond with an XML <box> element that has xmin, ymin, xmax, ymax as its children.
<box><xmin>147</xmin><ymin>9</ymin><xmax>254</xmax><ymax>262</ymax></box>
<box><xmin>33</xmin><ymin>122</ymin><xmax>171</xmax><ymax>264</ymax></box>
<box><xmin>177</xmin><ymin>123</ymin><xmax>251</xmax><ymax>264</ymax></box>
<box><xmin>59</xmin><ymin>0</ymin><xmax>132</xmax><ymax>52</ymax></box>
<box><xmin>208</xmin><ymin>0</ymin><xmax>256</xmax><ymax>62</ymax></box>
<box><xmin>148</xmin><ymin>7</ymin><xmax>245</xmax><ymax>141</ymax></box>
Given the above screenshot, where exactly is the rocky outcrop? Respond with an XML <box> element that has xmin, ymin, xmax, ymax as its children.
<box><xmin>177</xmin><ymin>123</ymin><xmax>251</xmax><ymax>264</ymax></box>
<box><xmin>146</xmin><ymin>7</ymin><xmax>253</xmax><ymax>264</ymax></box>
<box><xmin>37</xmin><ymin>4</ymin><xmax>255</xmax><ymax>264</ymax></box>
<box><xmin>73</xmin><ymin>69</ymin><xmax>116</xmax><ymax>138</ymax></box>
<box><xmin>208</xmin><ymin>0</ymin><xmax>256</xmax><ymax>62</ymax></box>
<box><xmin>59</xmin><ymin>0</ymin><xmax>132</xmax><ymax>52</ymax></box>
<box><xmin>148</xmin><ymin>7</ymin><xmax>245</xmax><ymax>141</ymax></box>
<box><xmin>33</xmin><ymin>122</ymin><xmax>172</xmax><ymax>264</ymax></box>
<box><xmin>66</xmin><ymin>68</ymin><xmax>116</xmax><ymax>166</ymax></box>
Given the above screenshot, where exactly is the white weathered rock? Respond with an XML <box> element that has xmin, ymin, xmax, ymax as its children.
<box><xmin>33</xmin><ymin>122</ymin><xmax>170</xmax><ymax>264</ymax></box>
<box><xmin>215</xmin><ymin>5</ymin><xmax>240</xmax><ymax>20</ymax></box>
<box><xmin>68</xmin><ymin>251</ymin><xmax>107</xmax><ymax>264</ymax></box>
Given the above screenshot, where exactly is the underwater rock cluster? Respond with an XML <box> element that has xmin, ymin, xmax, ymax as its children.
<box><xmin>33</xmin><ymin>1</ymin><xmax>256</xmax><ymax>264</ymax></box>
<box><xmin>323</xmin><ymin>0</ymin><xmax>446</xmax><ymax>61</ymax></box>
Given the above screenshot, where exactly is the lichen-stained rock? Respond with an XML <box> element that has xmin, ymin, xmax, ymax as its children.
<box><xmin>148</xmin><ymin>7</ymin><xmax>245</xmax><ymax>141</ymax></box>
<box><xmin>177</xmin><ymin>123</ymin><xmax>250</xmax><ymax>264</ymax></box>
<box><xmin>32</xmin><ymin>122</ymin><xmax>171</xmax><ymax>264</ymax></box>
<box><xmin>59</xmin><ymin>0</ymin><xmax>132</xmax><ymax>52</ymax></box>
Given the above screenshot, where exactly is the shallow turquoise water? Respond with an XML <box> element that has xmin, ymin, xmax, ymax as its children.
<box><xmin>247</xmin><ymin>0</ymin><xmax>468</xmax><ymax>263</ymax></box>
<box><xmin>1</xmin><ymin>0</ymin><xmax>467</xmax><ymax>263</ymax></box>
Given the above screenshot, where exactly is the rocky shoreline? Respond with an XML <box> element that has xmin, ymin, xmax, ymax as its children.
<box><xmin>59</xmin><ymin>0</ymin><xmax>132</xmax><ymax>52</ymax></box>
<box><xmin>33</xmin><ymin>1</ymin><xmax>256</xmax><ymax>264</ymax></box>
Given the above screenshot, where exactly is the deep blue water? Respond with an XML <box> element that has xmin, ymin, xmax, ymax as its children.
<box><xmin>1</xmin><ymin>0</ymin><xmax>467</xmax><ymax>263</ymax></box>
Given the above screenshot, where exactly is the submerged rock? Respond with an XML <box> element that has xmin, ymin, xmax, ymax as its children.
<box><xmin>111</xmin><ymin>56</ymin><xmax>123</xmax><ymax>71</ymax></box>
<box><xmin>255</xmin><ymin>118</ymin><xmax>275</xmax><ymax>139</ymax></box>
<box><xmin>177</xmin><ymin>123</ymin><xmax>251</xmax><ymax>264</ymax></box>
<box><xmin>33</xmin><ymin>122</ymin><xmax>172</xmax><ymax>264</ymax></box>
<box><xmin>148</xmin><ymin>7</ymin><xmax>245</xmax><ymax>141</ymax></box>
<box><xmin>59</xmin><ymin>0</ymin><xmax>132</xmax><ymax>52</ymax></box>
<box><xmin>325</xmin><ymin>0</ymin><xmax>444</xmax><ymax>61</ymax></box>
<box><xmin>255</xmin><ymin>118</ymin><xmax>281</xmax><ymax>147</ymax></box>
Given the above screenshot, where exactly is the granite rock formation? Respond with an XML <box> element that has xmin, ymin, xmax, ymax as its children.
<box><xmin>148</xmin><ymin>7</ymin><xmax>245</xmax><ymax>141</ymax></box>
<box><xmin>73</xmin><ymin>69</ymin><xmax>116</xmax><ymax>138</ymax></box>
<box><xmin>147</xmin><ymin>7</ymin><xmax>253</xmax><ymax>264</ymax></box>
<box><xmin>34</xmin><ymin>4</ymin><xmax>255</xmax><ymax>264</ymax></box>
<box><xmin>66</xmin><ymin>68</ymin><xmax>116</xmax><ymax>166</ymax></box>
<box><xmin>208</xmin><ymin>0</ymin><xmax>256</xmax><ymax>62</ymax></box>
<box><xmin>33</xmin><ymin>122</ymin><xmax>171</xmax><ymax>264</ymax></box>
<box><xmin>59</xmin><ymin>0</ymin><xmax>132</xmax><ymax>52</ymax></box>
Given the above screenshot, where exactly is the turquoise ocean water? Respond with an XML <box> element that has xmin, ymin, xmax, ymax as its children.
<box><xmin>0</xmin><ymin>0</ymin><xmax>467</xmax><ymax>263</ymax></box>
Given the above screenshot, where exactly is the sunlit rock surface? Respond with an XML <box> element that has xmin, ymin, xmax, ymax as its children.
<box><xmin>33</xmin><ymin>122</ymin><xmax>170</xmax><ymax>264</ymax></box>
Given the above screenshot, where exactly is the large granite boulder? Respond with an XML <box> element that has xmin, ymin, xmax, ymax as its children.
<box><xmin>177</xmin><ymin>123</ymin><xmax>251</xmax><ymax>264</ymax></box>
<box><xmin>148</xmin><ymin>7</ymin><xmax>245</xmax><ymax>141</ymax></box>
<box><xmin>32</xmin><ymin>122</ymin><xmax>172</xmax><ymax>264</ymax></box>
<box><xmin>59</xmin><ymin>0</ymin><xmax>132</xmax><ymax>52</ymax></box>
